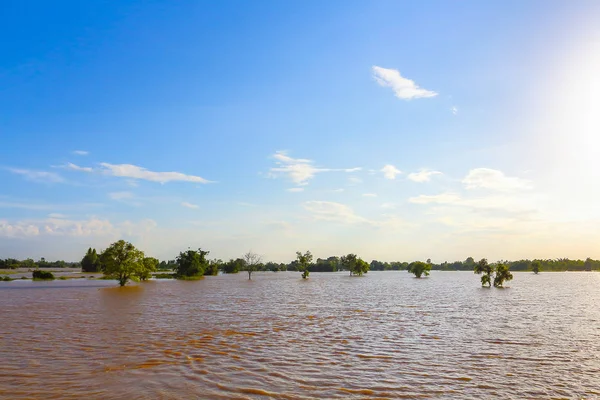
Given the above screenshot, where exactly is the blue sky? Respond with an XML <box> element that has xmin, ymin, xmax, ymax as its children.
<box><xmin>1</xmin><ymin>0</ymin><xmax>600</xmax><ymax>262</ymax></box>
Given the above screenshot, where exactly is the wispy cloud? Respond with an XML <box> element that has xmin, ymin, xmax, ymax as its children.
<box><xmin>63</xmin><ymin>161</ymin><xmax>212</xmax><ymax>184</ymax></box>
<box><xmin>304</xmin><ymin>201</ymin><xmax>370</xmax><ymax>224</ymax></box>
<box><xmin>269</xmin><ymin>151</ymin><xmax>360</xmax><ymax>186</ymax></box>
<box><xmin>108</xmin><ymin>191</ymin><xmax>134</xmax><ymax>200</ymax></box>
<box><xmin>72</xmin><ymin>150</ymin><xmax>89</xmax><ymax>156</ymax></box>
<box><xmin>303</xmin><ymin>200</ymin><xmax>408</xmax><ymax>229</ymax></box>
<box><xmin>63</xmin><ymin>162</ymin><xmax>93</xmax><ymax>172</ymax></box>
<box><xmin>48</xmin><ymin>213</ymin><xmax>67</xmax><ymax>219</ymax></box>
<box><xmin>409</xmin><ymin>191</ymin><xmax>538</xmax><ymax>215</ymax></box>
<box><xmin>409</xmin><ymin>192</ymin><xmax>462</xmax><ymax>205</ymax></box>
<box><xmin>381</xmin><ymin>164</ymin><xmax>402</xmax><ymax>180</ymax></box>
<box><xmin>451</xmin><ymin>106</ymin><xmax>458</xmax><ymax>115</ymax></box>
<box><xmin>287</xmin><ymin>187</ymin><xmax>304</xmax><ymax>192</ymax></box>
<box><xmin>362</xmin><ymin>193</ymin><xmax>377</xmax><ymax>197</ymax></box>
<box><xmin>9</xmin><ymin>168</ymin><xmax>64</xmax><ymax>183</ymax></box>
<box><xmin>408</xmin><ymin>169</ymin><xmax>443</xmax><ymax>182</ymax></box>
<box><xmin>462</xmin><ymin>168</ymin><xmax>532</xmax><ymax>191</ymax></box>
<box><xmin>0</xmin><ymin>217</ymin><xmax>156</xmax><ymax>238</ymax></box>
<box><xmin>181</xmin><ymin>201</ymin><xmax>199</xmax><ymax>209</ymax></box>
<box><xmin>100</xmin><ymin>163</ymin><xmax>211</xmax><ymax>184</ymax></box>
<box><xmin>372</xmin><ymin>66</ymin><xmax>437</xmax><ymax>100</ymax></box>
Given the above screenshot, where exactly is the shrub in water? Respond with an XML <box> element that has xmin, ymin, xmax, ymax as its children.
<box><xmin>32</xmin><ymin>270</ymin><xmax>55</xmax><ymax>280</ymax></box>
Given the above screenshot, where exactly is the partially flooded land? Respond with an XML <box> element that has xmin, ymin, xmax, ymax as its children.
<box><xmin>1</xmin><ymin>271</ymin><xmax>599</xmax><ymax>399</ymax></box>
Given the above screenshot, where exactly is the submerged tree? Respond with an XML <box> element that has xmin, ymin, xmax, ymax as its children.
<box><xmin>175</xmin><ymin>248</ymin><xmax>209</xmax><ymax>279</ymax></box>
<box><xmin>139</xmin><ymin>257</ymin><xmax>159</xmax><ymax>281</ymax></box>
<box><xmin>493</xmin><ymin>263</ymin><xmax>513</xmax><ymax>288</ymax></box>
<box><xmin>408</xmin><ymin>261</ymin><xmax>431</xmax><ymax>278</ymax></box>
<box><xmin>474</xmin><ymin>258</ymin><xmax>494</xmax><ymax>287</ymax></box>
<box><xmin>296</xmin><ymin>250</ymin><xmax>313</xmax><ymax>279</ymax></box>
<box><xmin>205</xmin><ymin>259</ymin><xmax>222</xmax><ymax>276</ymax></box>
<box><xmin>223</xmin><ymin>258</ymin><xmax>244</xmax><ymax>274</ymax></box>
<box><xmin>531</xmin><ymin>260</ymin><xmax>541</xmax><ymax>274</ymax></box>
<box><xmin>243</xmin><ymin>251</ymin><xmax>262</xmax><ymax>280</ymax></box>
<box><xmin>340</xmin><ymin>254</ymin><xmax>369</xmax><ymax>276</ymax></box>
<box><xmin>100</xmin><ymin>240</ymin><xmax>147</xmax><ymax>286</ymax></box>
<box><xmin>81</xmin><ymin>247</ymin><xmax>101</xmax><ymax>273</ymax></box>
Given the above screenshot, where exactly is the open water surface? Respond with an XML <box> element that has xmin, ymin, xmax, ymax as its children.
<box><xmin>1</xmin><ymin>271</ymin><xmax>599</xmax><ymax>399</ymax></box>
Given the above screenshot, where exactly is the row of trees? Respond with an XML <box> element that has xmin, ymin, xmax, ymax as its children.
<box><xmin>4</xmin><ymin>254</ymin><xmax>599</xmax><ymax>273</ymax></box>
<box><xmin>0</xmin><ymin>258</ymin><xmax>80</xmax><ymax>270</ymax></box>
<box><xmin>427</xmin><ymin>257</ymin><xmax>600</xmax><ymax>272</ymax></box>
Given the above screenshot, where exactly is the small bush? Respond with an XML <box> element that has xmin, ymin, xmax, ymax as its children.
<box><xmin>1</xmin><ymin>276</ymin><xmax>14</xmax><ymax>281</ymax></box>
<box><xmin>154</xmin><ymin>273</ymin><xmax>176</xmax><ymax>279</ymax></box>
<box><xmin>176</xmin><ymin>275</ymin><xmax>204</xmax><ymax>281</ymax></box>
<box><xmin>32</xmin><ymin>270</ymin><xmax>55</xmax><ymax>280</ymax></box>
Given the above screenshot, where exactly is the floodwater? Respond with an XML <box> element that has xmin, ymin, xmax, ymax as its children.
<box><xmin>1</xmin><ymin>271</ymin><xmax>599</xmax><ymax>399</ymax></box>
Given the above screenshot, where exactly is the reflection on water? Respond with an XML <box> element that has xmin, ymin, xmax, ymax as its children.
<box><xmin>1</xmin><ymin>272</ymin><xmax>600</xmax><ymax>399</ymax></box>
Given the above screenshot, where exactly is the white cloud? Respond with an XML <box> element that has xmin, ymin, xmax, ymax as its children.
<box><xmin>287</xmin><ymin>187</ymin><xmax>304</xmax><ymax>192</ymax></box>
<box><xmin>269</xmin><ymin>151</ymin><xmax>360</xmax><ymax>186</ymax></box>
<box><xmin>372</xmin><ymin>66</ymin><xmax>437</xmax><ymax>100</ymax></box>
<box><xmin>48</xmin><ymin>213</ymin><xmax>67</xmax><ymax>219</ymax></box>
<box><xmin>72</xmin><ymin>150</ymin><xmax>89</xmax><ymax>156</ymax></box>
<box><xmin>381</xmin><ymin>164</ymin><xmax>402</xmax><ymax>180</ymax></box>
<box><xmin>332</xmin><ymin>188</ymin><xmax>345</xmax><ymax>193</ymax></box>
<box><xmin>462</xmin><ymin>168</ymin><xmax>532</xmax><ymax>191</ymax></box>
<box><xmin>9</xmin><ymin>168</ymin><xmax>64</xmax><ymax>183</ymax></box>
<box><xmin>181</xmin><ymin>202</ymin><xmax>199</xmax><ymax>209</ymax></box>
<box><xmin>362</xmin><ymin>193</ymin><xmax>377</xmax><ymax>197</ymax></box>
<box><xmin>64</xmin><ymin>162</ymin><xmax>93</xmax><ymax>172</ymax></box>
<box><xmin>409</xmin><ymin>192</ymin><xmax>462</xmax><ymax>205</ymax></box>
<box><xmin>381</xmin><ymin>202</ymin><xmax>397</xmax><ymax>209</ymax></box>
<box><xmin>0</xmin><ymin>217</ymin><xmax>156</xmax><ymax>238</ymax></box>
<box><xmin>99</xmin><ymin>163</ymin><xmax>211</xmax><ymax>184</ymax></box>
<box><xmin>451</xmin><ymin>106</ymin><xmax>458</xmax><ymax>115</ymax></box>
<box><xmin>108</xmin><ymin>191</ymin><xmax>134</xmax><ymax>200</ymax></box>
<box><xmin>348</xmin><ymin>176</ymin><xmax>363</xmax><ymax>185</ymax></box>
<box><xmin>408</xmin><ymin>169</ymin><xmax>443</xmax><ymax>182</ymax></box>
<box><xmin>303</xmin><ymin>201</ymin><xmax>369</xmax><ymax>224</ymax></box>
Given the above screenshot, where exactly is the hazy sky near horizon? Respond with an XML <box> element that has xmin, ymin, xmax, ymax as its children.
<box><xmin>1</xmin><ymin>1</ymin><xmax>600</xmax><ymax>263</ymax></box>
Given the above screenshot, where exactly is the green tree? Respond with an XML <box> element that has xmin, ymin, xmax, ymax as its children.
<box><xmin>296</xmin><ymin>250</ymin><xmax>313</xmax><ymax>279</ymax></box>
<box><xmin>81</xmin><ymin>248</ymin><xmax>101</xmax><ymax>273</ymax></box>
<box><xmin>243</xmin><ymin>251</ymin><xmax>262</xmax><ymax>280</ymax></box>
<box><xmin>531</xmin><ymin>260</ymin><xmax>541</xmax><ymax>274</ymax></box>
<box><xmin>175</xmin><ymin>249</ymin><xmax>209</xmax><ymax>278</ymax></box>
<box><xmin>223</xmin><ymin>258</ymin><xmax>244</xmax><ymax>274</ymax></box>
<box><xmin>100</xmin><ymin>240</ymin><xmax>147</xmax><ymax>286</ymax></box>
<box><xmin>32</xmin><ymin>269</ymin><xmax>55</xmax><ymax>280</ymax></box>
<box><xmin>205</xmin><ymin>259</ymin><xmax>222</xmax><ymax>276</ymax></box>
<box><xmin>474</xmin><ymin>258</ymin><xmax>493</xmax><ymax>287</ymax></box>
<box><xmin>494</xmin><ymin>263</ymin><xmax>513</xmax><ymax>287</ymax></box>
<box><xmin>408</xmin><ymin>261</ymin><xmax>431</xmax><ymax>278</ymax></box>
<box><xmin>139</xmin><ymin>257</ymin><xmax>159</xmax><ymax>281</ymax></box>
<box><xmin>341</xmin><ymin>254</ymin><xmax>369</xmax><ymax>276</ymax></box>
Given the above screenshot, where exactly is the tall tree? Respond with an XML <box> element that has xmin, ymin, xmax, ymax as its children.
<box><xmin>139</xmin><ymin>257</ymin><xmax>159</xmax><ymax>281</ymax></box>
<box><xmin>296</xmin><ymin>250</ymin><xmax>313</xmax><ymax>279</ymax></box>
<box><xmin>408</xmin><ymin>261</ymin><xmax>431</xmax><ymax>278</ymax></box>
<box><xmin>531</xmin><ymin>260</ymin><xmax>541</xmax><ymax>274</ymax></box>
<box><xmin>243</xmin><ymin>251</ymin><xmax>262</xmax><ymax>280</ymax></box>
<box><xmin>81</xmin><ymin>248</ymin><xmax>100</xmax><ymax>273</ymax></box>
<box><xmin>223</xmin><ymin>258</ymin><xmax>244</xmax><ymax>274</ymax></box>
<box><xmin>175</xmin><ymin>249</ymin><xmax>209</xmax><ymax>278</ymax></box>
<box><xmin>341</xmin><ymin>254</ymin><xmax>369</xmax><ymax>276</ymax></box>
<box><xmin>100</xmin><ymin>240</ymin><xmax>146</xmax><ymax>286</ymax></box>
<box><xmin>474</xmin><ymin>258</ymin><xmax>493</xmax><ymax>287</ymax></box>
<box><xmin>493</xmin><ymin>263</ymin><xmax>513</xmax><ymax>287</ymax></box>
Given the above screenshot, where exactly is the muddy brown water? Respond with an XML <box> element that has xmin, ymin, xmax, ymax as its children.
<box><xmin>1</xmin><ymin>271</ymin><xmax>599</xmax><ymax>399</ymax></box>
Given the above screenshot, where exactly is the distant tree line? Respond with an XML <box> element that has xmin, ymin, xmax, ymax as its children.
<box><xmin>3</xmin><ymin>254</ymin><xmax>600</xmax><ymax>274</ymax></box>
<box><xmin>0</xmin><ymin>258</ymin><xmax>80</xmax><ymax>270</ymax></box>
<box><xmin>3</xmin><ymin>244</ymin><xmax>600</xmax><ymax>288</ymax></box>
